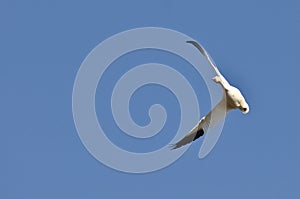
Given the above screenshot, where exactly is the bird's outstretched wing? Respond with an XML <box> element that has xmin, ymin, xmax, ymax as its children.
<box><xmin>186</xmin><ymin>41</ymin><xmax>231</xmax><ymax>90</ymax></box>
<box><xmin>171</xmin><ymin>96</ymin><xmax>227</xmax><ymax>149</ymax></box>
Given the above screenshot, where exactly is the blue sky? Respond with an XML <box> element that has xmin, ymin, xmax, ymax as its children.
<box><xmin>1</xmin><ymin>0</ymin><xmax>300</xmax><ymax>198</ymax></box>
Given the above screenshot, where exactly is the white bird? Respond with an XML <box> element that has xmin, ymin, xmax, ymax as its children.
<box><xmin>171</xmin><ymin>41</ymin><xmax>249</xmax><ymax>149</ymax></box>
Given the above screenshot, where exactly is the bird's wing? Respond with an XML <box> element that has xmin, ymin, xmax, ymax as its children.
<box><xmin>171</xmin><ymin>96</ymin><xmax>227</xmax><ymax>149</ymax></box>
<box><xmin>186</xmin><ymin>41</ymin><xmax>231</xmax><ymax>90</ymax></box>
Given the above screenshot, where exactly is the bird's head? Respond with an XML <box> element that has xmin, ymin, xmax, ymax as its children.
<box><xmin>239</xmin><ymin>101</ymin><xmax>249</xmax><ymax>114</ymax></box>
<box><xmin>227</xmin><ymin>86</ymin><xmax>250</xmax><ymax>114</ymax></box>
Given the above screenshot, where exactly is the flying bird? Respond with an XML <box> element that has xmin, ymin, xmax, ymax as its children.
<box><xmin>171</xmin><ymin>41</ymin><xmax>249</xmax><ymax>149</ymax></box>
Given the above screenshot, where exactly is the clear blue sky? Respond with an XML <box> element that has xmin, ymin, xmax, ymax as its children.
<box><xmin>1</xmin><ymin>0</ymin><xmax>300</xmax><ymax>198</ymax></box>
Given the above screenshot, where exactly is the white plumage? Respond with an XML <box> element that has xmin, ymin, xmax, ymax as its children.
<box><xmin>172</xmin><ymin>41</ymin><xmax>249</xmax><ymax>149</ymax></box>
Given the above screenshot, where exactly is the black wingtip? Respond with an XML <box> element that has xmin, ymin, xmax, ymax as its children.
<box><xmin>186</xmin><ymin>40</ymin><xmax>206</xmax><ymax>56</ymax></box>
<box><xmin>193</xmin><ymin>128</ymin><xmax>204</xmax><ymax>141</ymax></box>
<box><xmin>186</xmin><ymin>40</ymin><xmax>195</xmax><ymax>44</ymax></box>
<box><xmin>169</xmin><ymin>128</ymin><xmax>205</xmax><ymax>150</ymax></box>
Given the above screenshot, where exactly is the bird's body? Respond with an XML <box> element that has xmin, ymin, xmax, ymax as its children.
<box><xmin>171</xmin><ymin>41</ymin><xmax>249</xmax><ymax>149</ymax></box>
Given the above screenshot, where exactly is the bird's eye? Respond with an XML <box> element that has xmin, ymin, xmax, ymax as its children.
<box><xmin>243</xmin><ymin>108</ymin><xmax>248</xmax><ymax>112</ymax></box>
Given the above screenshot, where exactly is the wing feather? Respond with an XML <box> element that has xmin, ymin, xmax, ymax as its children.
<box><xmin>186</xmin><ymin>41</ymin><xmax>231</xmax><ymax>90</ymax></box>
<box><xmin>171</xmin><ymin>97</ymin><xmax>227</xmax><ymax>149</ymax></box>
